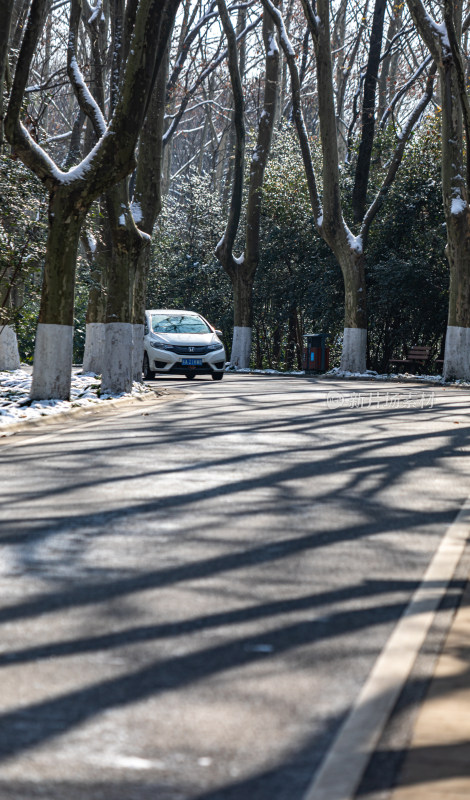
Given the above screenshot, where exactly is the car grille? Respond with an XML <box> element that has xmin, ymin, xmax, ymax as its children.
<box><xmin>171</xmin><ymin>345</ymin><xmax>211</xmax><ymax>355</ymax></box>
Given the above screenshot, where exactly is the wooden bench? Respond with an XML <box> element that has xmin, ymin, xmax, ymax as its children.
<box><xmin>390</xmin><ymin>345</ymin><xmax>432</xmax><ymax>373</ymax></box>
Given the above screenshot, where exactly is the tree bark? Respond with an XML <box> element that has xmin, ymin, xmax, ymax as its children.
<box><xmin>31</xmin><ymin>188</ymin><xmax>84</xmax><ymax>398</ymax></box>
<box><xmin>441</xmin><ymin>47</ymin><xmax>470</xmax><ymax>378</ymax></box>
<box><xmin>82</xmin><ymin>214</ymin><xmax>110</xmax><ymax>374</ymax></box>
<box><xmin>216</xmin><ymin>0</ymin><xmax>278</xmax><ymax>368</ymax></box>
<box><xmin>377</xmin><ymin>7</ymin><xmax>403</xmax><ymax>124</ymax></box>
<box><xmin>101</xmin><ymin>183</ymin><xmax>147</xmax><ymax>394</ymax></box>
<box><xmin>0</xmin><ymin>0</ymin><xmax>15</xmax><ymax>146</ymax></box>
<box><xmin>5</xmin><ymin>0</ymin><xmax>180</xmax><ymax>398</ymax></box>
<box><xmin>264</xmin><ymin>0</ymin><xmax>434</xmax><ymax>373</ymax></box>
<box><xmin>302</xmin><ymin>0</ymin><xmax>368</xmax><ymax>370</ymax></box>
<box><xmin>130</xmin><ymin>41</ymin><xmax>170</xmax><ymax>381</ymax></box>
<box><xmin>407</xmin><ymin>0</ymin><xmax>470</xmax><ymax>379</ymax></box>
<box><xmin>0</xmin><ymin>325</ymin><xmax>20</xmax><ymax>370</ymax></box>
<box><xmin>352</xmin><ymin>0</ymin><xmax>387</xmax><ymax>224</ymax></box>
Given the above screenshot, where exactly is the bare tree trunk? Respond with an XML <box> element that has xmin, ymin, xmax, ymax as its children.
<box><xmin>0</xmin><ymin>260</ymin><xmax>20</xmax><ymax>369</ymax></box>
<box><xmin>82</xmin><ymin>213</ymin><xmax>110</xmax><ymax>373</ymax></box>
<box><xmin>10</xmin><ymin>0</ymin><xmax>30</xmax><ymax>52</ymax></box>
<box><xmin>352</xmin><ymin>0</ymin><xmax>387</xmax><ymax>224</ymax></box>
<box><xmin>286</xmin><ymin>304</ymin><xmax>297</xmax><ymax>370</ymax></box>
<box><xmin>407</xmin><ymin>0</ymin><xmax>470</xmax><ymax>379</ymax></box>
<box><xmin>264</xmin><ymin>0</ymin><xmax>433</xmax><ymax>373</ymax></box>
<box><xmin>5</xmin><ymin>0</ymin><xmax>180</xmax><ymax>399</ymax></box>
<box><xmin>441</xmin><ymin>51</ymin><xmax>470</xmax><ymax>378</ymax></box>
<box><xmin>307</xmin><ymin>0</ymin><xmax>368</xmax><ymax>371</ymax></box>
<box><xmin>230</xmin><ymin>271</ymin><xmax>254</xmax><ymax>366</ymax></box>
<box><xmin>0</xmin><ymin>326</ymin><xmax>20</xmax><ymax>370</ymax></box>
<box><xmin>31</xmin><ymin>189</ymin><xmax>84</xmax><ymax>398</ymax></box>
<box><xmin>101</xmin><ymin>184</ymin><xmax>147</xmax><ymax>394</ymax></box>
<box><xmin>130</xmin><ymin>39</ymin><xmax>170</xmax><ymax>382</ymax></box>
<box><xmin>332</xmin><ymin>0</ymin><xmax>347</xmax><ymax>159</ymax></box>
<box><xmin>0</xmin><ymin>0</ymin><xmax>15</xmax><ymax>146</ymax></box>
<box><xmin>377</xmin><ymin>7</ymin><xmax>403</xmax><ymax>124</ymax></box>
<box><xmin>216</xmin><ymin>0</ymin><xmax>279</xmax><ymax>368</ymax></box>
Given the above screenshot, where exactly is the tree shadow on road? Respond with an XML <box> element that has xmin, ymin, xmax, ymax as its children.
<box><xmin>0</xmin><ymin>379</ymin><xmax>469</xmax><ymax>797</ymax></box>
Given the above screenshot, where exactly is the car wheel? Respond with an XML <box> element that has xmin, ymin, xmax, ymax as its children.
<box><xmin>211</xmin><ymin>372</ymin><xmax>224</xmax><ymax>381</ymax></box>
<box><xmin>143</xmin><ymin>352</ymin><xmax>155</xmax><ymax>380</ymax></box>
<box><xmin>185</xmin><ymin>372</ymin><xmax>197</xmax><ymax>380</ymax></box>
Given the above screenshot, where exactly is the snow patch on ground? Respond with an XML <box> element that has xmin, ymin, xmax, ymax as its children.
<box><xmin>0</xmin><ymin>369</ymin><xmax>151</xmax><ymax>429</ymax></box>
<box><xmin>327</xmin><ymin>367</ymin><xmax>470</xmax><ymax>386</ymax></box>
<box><xmin>226</xmin><ymin>366</ymin><xmax>305</xmax><ymax>376</ymax></box>
<box><xmin>226</xmin><ymin>365</ymin><xmax>470</xmax><ymax>386</ymax></box>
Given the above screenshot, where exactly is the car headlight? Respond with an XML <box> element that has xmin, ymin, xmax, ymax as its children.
<box><xmin>207</xmin><ymin>343</ymin><xmax>224</xmax><ymax>351</ymax></box>
<box><xmin>151</xmin><ymin>341</ymin><xmax>173</xmax><ymax>351</ymax></box>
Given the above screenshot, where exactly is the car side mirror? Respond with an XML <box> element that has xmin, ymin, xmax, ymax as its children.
<box><xmin>215</xmin><ymin>329</ymin><xmax>223</xmax><ymax>337</ymax></box>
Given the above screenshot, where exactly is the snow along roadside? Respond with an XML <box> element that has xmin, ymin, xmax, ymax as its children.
<box><xmin>0</xmin><ymin>369</ymin><xmax>152</xmax><ymax>429</ymax></box>
<box><xmin>228</xmin><ymin>365</ymin><xmax>470</xmax><ymax>386</ymax></box>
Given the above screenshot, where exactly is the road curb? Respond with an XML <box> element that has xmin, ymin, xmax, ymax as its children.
<box><xmin>388</xmin><ymin>573</ymin><xmax>470</xmax><ymax>800</ymax></box>
<box><xmin>0</xmin><ymin>387</ymin><xmax>179</xmax><ymax>439</ymax></box>
<box><xmin>302</xmin><ymin>496</ymin><xmax>470</xmax><ymax>800</ymax></box>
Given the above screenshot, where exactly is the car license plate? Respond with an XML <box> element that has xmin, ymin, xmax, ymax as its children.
<box><xmin>181</xmin><ymin>358</ymin><xmax>203</xmax><ymax>366</ymax></box>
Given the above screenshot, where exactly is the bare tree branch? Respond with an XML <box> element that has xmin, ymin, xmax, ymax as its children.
<box><xmin>261</xmin><ymin>0</ymin><xmax>323</xmax><ymax>228</ymax></box>
<box><xmin>380</xmin><ymin>54</ymin><xmax>432</xmax><ymax>128</ymax></box>
<box><xmin>444</xmin><ymin>0</ymin><xmax>470</xmax><ymax>188</ymax></box>
<box><xmin>215</xmin><ymin>0</ymin><xmax>245</xmax><ymax>267</ymax></box>
<box><xmin>362</xmin><ymin>63</ymin><xmax>437</xmax><ymax>244</ymax></box>
<box><xmin>67</xmin><ymin>0</ymin><xmax>107</xmax><ymax>138</ymax></box>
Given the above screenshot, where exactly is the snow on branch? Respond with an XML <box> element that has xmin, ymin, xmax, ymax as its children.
<box><xmin>163</xmin><ymin>14</ymin><xmax>261</xmax><ymax>146</ymax></box>
<box><xmin>67</xmin><ymin>54</ymin><xmax>107</xmax><ymax>137</ymax></box>
<box><xmin>215</xmin><ymin>0</ymin><xmax>245</xmax><ymax>266</ymax></box>
<box><xmin>443</xmin><ymin>0</ymin><xmax>470</xmax><ymax>188</ymax></box>
<box><xmin>174</xmin><ymin>123</ymin><xmax>205</xmax><ymax>136</ymax></box>
<box><xmin>87</xmin><ymin>0</ymin><xmax>102</xmax><ymax>24</ymax></box>
<box><xmin>167</xmin><ymin>0</ymin><xmax>219</xmax><ymax>100</ymax></box>
<box><xmin>171</xmin><ymin>139</ymin><xmax>213</xmax><ymax>179</ymax></box>
<box><xmin>427</xmin><ymin>19</ymin><xmax>450</xmax><ymax>53</ymax></box>
<box><xmin>164</xmin><ymin>97</ymin><xmax>231</xmax><ymax>119</ymax></box>
<box><xmin>25</xmin><ymin>67</ymin><xmax>68</xmax><ymax>94</ymax></box>
<box><xmin>379</xmin><ymin>25</ymin><xmax>413</xmax><ymax>64</ymax></box>
<box><xmin>260</xmin><ymin>0</ymin><xmax>323</xmax><ymax>229</ymax></box>
<box><xmin>380</xmin><ymin>54</ymin><xmax>432</xmax><ymax>128</ymax></box>
<box><xmin>4</xmin><ymin>0</ymin><xmax>58</xmax><ymax>183</ymax></box>
<box><xmin>45</xmin><ymin>130</ymin><xmax>73</xmax><ymax>143</ymax></box>
<box><xmin>406</xmin><ymin>0</ymin><xmax>445</xmax><ymax>64</ymax></box>
<box><xmin>362</xmin><ymin>63</ymin><xmax>437</xmax><ymax>245</ymax></box>
<box><xmin>66</xmin><ymin>0</ymin><xmax>107</xmax><ymax>139</ymax></box>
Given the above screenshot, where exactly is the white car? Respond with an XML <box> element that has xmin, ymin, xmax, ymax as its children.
<box><xmin>143</xmin><ymin>309</ymin><xmax>226</xmax><ymax>381</ymax></box>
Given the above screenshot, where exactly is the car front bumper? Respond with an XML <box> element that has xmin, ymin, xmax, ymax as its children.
<box><xmin>149</xmin><ymin>350</ymin><xmax>226</xmax><ymax>374</ymax></box>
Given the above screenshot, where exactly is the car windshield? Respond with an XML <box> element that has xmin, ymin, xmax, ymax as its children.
<box><xmin>151</xmin><ymin>313</ymin><xmax>211</xmax><ymax>334</ymax></box>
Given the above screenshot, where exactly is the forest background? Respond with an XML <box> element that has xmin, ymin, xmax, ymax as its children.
<box><xmin>0</xmin><ymin>0</ymin><xmax>464</xmax><ymax>384</ymax></box>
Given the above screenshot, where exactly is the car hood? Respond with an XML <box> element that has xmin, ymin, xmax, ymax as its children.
<box><xmin>150</xmin><ymin>332</ymin><xmax>222</xmax><ymax>346</ymax></box>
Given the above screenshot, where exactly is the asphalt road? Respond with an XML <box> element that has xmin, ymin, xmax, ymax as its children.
<box><xmin>0</xmin><ymin>374</ymin><xmax>470</xmax><ymax>800</ymax></box>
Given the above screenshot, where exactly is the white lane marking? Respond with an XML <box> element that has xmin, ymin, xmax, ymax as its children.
<box><xmin>302</xmin><ymin>497</ymin><xmax>470</xmax><ymax>800</ymax></box>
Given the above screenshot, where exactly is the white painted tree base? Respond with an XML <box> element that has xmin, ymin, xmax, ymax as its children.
<box><xmin>82</xmin><ymin>323</ymin><xmax>106</xmax><ymax>374</ymax></box>
<box><xmin>0</xmin><ymin>325</ymin><xmax>21</xmax><ymax>371</ymax></box>
<box><xmin>101</xmin><ymin>322</ymin><xmax>133</xmax><ymax>394</ymax></box>
<box><xmin>132</xmin><ymin>324</ymin><xmax>144</xmax><ymax>382</ymax></box>
<box><xmin>443</xmin><ymin>326</ymin><xmax>470</xmax><ymax>381</ymax></box>
<box><xmin>30</xmin><ymin>323</ymin><xmax>74</xmax><ymax>400</ymax></box>
<box><xmin>340</xmin><ymin>327</ymin><xmax>367</xmax><ymax>373</ymax></box>
<box><xmin>230</xmin><ymin>326</ymin><xmax>252</xmax><ymax>368</ymax></box>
